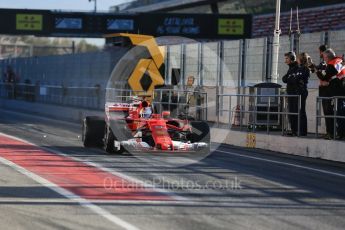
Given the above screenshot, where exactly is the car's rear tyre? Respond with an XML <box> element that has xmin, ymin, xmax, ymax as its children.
<box><xmin>190</xmin><ymin>121</ymin><xmax>210</xmax><ymax>143</ymax></box>
<box><xmin>166</xmin><ymin>120</ymin><xmax>183</xmax><ymax>141</ymax></box>
<box><xmin>190</xmin><ymin>121</ymin><xmax>211</xmax><ymax>153</ymax></box>
<box><xmin>104</xmin><ymin>126</ymin><xmax>124</xmax><ymax>154</ymax></box>
<box><xmin>82</xmin><ymin>116</ymin><xmax>105</xmax><ymax>147</ymax></box>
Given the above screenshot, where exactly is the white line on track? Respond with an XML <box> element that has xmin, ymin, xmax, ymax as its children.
<box><xmin>216</xmin><ymin>149</ymin><xmax>345</xmax><ymax>178</ymax></box>
<box><xmin>0</xmin><ymin>130</ymin><xmax>185</xmax><ymax>201</ymax></box>
<box><xmin>0</xmin><ymin>132</ymin><xmax>141</xmax><ymax>230</ymax></box>
<box><xmin>0</xmin><ymin>108</ymin><xmax>189</xmax><ymax>201</ymax></box>
<box><xmin>44</xmin><ymin>146</ymin><xmax>187</xmax><ymax>201</ymax></box>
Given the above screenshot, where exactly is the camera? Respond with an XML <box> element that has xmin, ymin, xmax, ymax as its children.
<box><xmin>308</xmin><ymin>57</ymin><xmax>326</xmax><ymax>73</ymax></box>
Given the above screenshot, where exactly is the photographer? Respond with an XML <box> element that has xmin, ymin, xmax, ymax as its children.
<box><xmin>309</xmin><ymin>45</ymin><xmax>334</xmax><ymax>139</ymax></box>
<box><xmin>317</xmin><ymin>48</ymin><xmax>345</xmax><ymax>139</ymax></box>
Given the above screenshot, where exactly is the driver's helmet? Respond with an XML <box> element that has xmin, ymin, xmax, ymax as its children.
<box><xmin>140</xmin><ymin>100</ymin><xmax>152</xmax><ymax>118</ymax></box>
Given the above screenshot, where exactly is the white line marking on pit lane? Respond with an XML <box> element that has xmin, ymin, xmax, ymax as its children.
<box><xmin>0</xmin><ymin>157</ymin><xmax>140</xmax><ymax>230</ymax></box>
<box><xmin>0</xmin><ymin>133</ymin><xmax>141</xmax><ymax>230</ymax></box>
<box><xmin>0</xmin><ymin>131</ymin><xmax>187</xmax><ymax>200</ymax></box>
<box><xmin>0</xmin><ymin>110</ymin><xmax>189</xmax><ymax>201</ymax></box>
<box><xmin>216</xmin><ymin>149</ymin><xmax>345</xmax><ymax>178</ymax></box>
<box><xmin>59</xmin><ymin>148</ymin><xmax>187</xmax><ymax>201</ymax></box>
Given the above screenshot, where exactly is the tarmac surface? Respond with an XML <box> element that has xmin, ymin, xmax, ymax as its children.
<box><xmin>0</xmin><ymin>108</ymin><xmax>345</xmax><ymax>230</ymax></box>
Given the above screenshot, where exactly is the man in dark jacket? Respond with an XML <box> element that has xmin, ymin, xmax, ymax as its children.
<box><xmin>282</xmin><ymin>51</ymin><xmax>308</xmax><ymax>136</ymax></box>
<box><xmin>282</xmin><ymin>52</ymin><xmax>299</xmax><ymax>95</ymax></box>
<box><xmin>295</xmin><ymin>52</ymin><xmax>311</xmax><ymax>136</ymax></box>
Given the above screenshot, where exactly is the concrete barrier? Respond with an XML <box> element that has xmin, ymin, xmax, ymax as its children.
<box><xmin>1</xmin><ymin>98</ymin><xmax>344</xmax><ymax>163</ymax></box>
<box><xmin>211</xmin><ymin>128</ymin><xmax>345</xmax><ymax>163</ymax></box>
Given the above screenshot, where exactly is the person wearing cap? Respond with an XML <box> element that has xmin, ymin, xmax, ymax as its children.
<box><xmin>317</xmin><ymin>48</ymin><xmax>345</xmax><ymax>139</ymax></box>
<box><xmin>282</xmin><ymin>51</ymin><xmax>310</xmax><ymax>136</ymax></box>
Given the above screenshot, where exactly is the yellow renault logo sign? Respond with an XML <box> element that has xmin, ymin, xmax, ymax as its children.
<box><xmin>105</xmin><ymin>33</ymin><xmax>165</xmax><ymax>96</ymax></box>
<box><xmin>128</xmin><ymin>59</ymin><xmax>165</xmax><ymax>93</ymax></box>
<box><xmin>16</xmin><ymin>14</ymin><xmax>43</xmax><ymax>31</ymax></box>
<box><xmin>127</xmin><ymin>35</ymin><xmax>165</xmax><ymax>94</ymax></box>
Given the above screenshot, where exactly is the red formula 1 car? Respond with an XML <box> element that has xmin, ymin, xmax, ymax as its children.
<box><xmin>82</xmin><ymin>96</ymin><xmax>210</xmax><ymax>154</ymax></box>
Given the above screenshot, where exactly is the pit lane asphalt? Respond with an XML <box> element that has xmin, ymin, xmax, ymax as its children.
<box><xmin>0</xmin><ymin>108</ymin><xmax>345</xmax><ymax>230</ymax></box>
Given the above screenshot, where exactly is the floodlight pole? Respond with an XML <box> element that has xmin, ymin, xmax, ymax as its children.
<box><xmin>271</xmin><ymin>0</ymin><xmax>281</xmax><ymax>83</ymax></box>
<box><xmin>89</xmin><ymin>0</ymin><xmax>97</xmax><ymax>13</ymax></box>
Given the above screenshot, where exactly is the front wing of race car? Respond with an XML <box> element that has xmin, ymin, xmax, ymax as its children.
<box><xmin>117</xmin><ymin>139</ymin><xmax>209</xmax><ymax>153</ymax></box>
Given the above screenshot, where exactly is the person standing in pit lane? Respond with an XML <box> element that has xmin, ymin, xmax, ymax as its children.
<box><xmin>282</xmin><ymin>51</ymin><xmax>310</xmax><ymax>136</ymax></box>
<box><xmin>295</xmin><ymin>52</ymin><xmax>311</xmax><ymax>136</ymax></box>
<box><xmin>309</xmin><ymin>45</ymin><xmax>331</xmax><ymax>138</ymax></box>
<box><xmin>282</xmin><ymin>52</ymin><xmax>300</xmax><ymax>136</ymax></box>
<box><xmin>317</xmin><ymin>48</ymin><xmax>345</xmax><ymax>139</ymax></box>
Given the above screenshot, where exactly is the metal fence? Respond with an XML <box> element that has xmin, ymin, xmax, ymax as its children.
<box><xmin>0</xmin><ymin>82</ymin><xmax>104</xmax><ymax>110</ymax></box>
<box><xmin>316</xmin><ymin>96</ymin><xmax>345</xmax><ymax>139</ymax></box>
<box><xmin>2</xmin><ymin>82</ymin><xmax>345</xmax><ymax>140</ymax></box>
<box><xmin>153</xmin><ymin>89</ymin><xmax>208</xmax><ymax>121</ymax></box>
<box><xmin>0</xmin><ymin>83</ymin><xmax>209</xmax><ymax>119</ymax></box>
<box><xmin>216</xmin><ymin>93</ymin><xmax>302</xmax><ymax>136</ymax></box>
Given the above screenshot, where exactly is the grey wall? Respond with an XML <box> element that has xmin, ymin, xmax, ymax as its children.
<box><xmin>223</xmin><ymin>40</ymin><xmax>241</xmax><ymax>87</ymax></box>
<box><xmin>1</xmin><ymin>48</ymin><xmax>128</xmax><ymax>88</ymax></box>
<box><xmin>244</xmin><ymin>37</ymin><xmax>267</xmax><ymax>85</ymax></box>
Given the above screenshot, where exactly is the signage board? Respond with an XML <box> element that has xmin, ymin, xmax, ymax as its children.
<box><xmin>107</xmin><ymin>19</ymin><xmax>134</xmax><ymax>31</ymax></box>
<box><xmin>218</xmin><ymin>18</ymin><xmax>244</xmax><ymax>35</ymax></box>
<box><xmin>0</xmin><ymin>9</ymin><xmax>252</xmax><ymax>39</ymax></box>
<box><xmin>55</xmin><ymin>18</ymin><xmax>82</xmax><ymax>29</ymax></box>
<box><xmin>140</xmin><ymin>14</ymin><xmax>252</xmax><ymax>39</ymax></box>
<box><xmin>16</xmin><ymin>14</ymin><xmax>43</xmax><ymax>31</ymax></box>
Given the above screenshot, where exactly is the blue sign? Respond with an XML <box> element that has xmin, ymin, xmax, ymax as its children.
<box><xmin>107</xmin><ymin>19</ymin><xmax>134</xmax><ymax>31</ymax></box>
<box><xmin>55</xmin><ymin>18</ymin><xmax>82</xmax><ymax>29</ymax></box>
